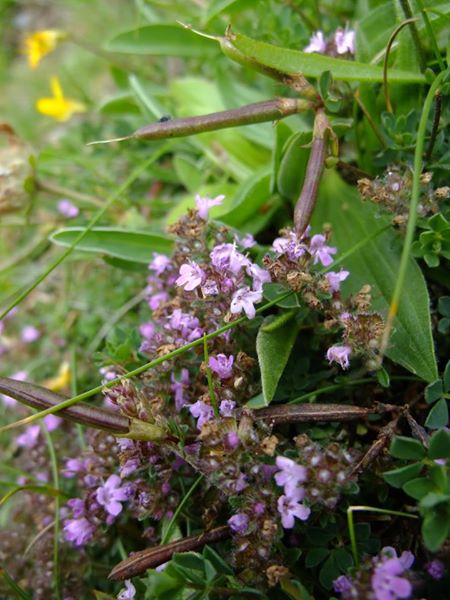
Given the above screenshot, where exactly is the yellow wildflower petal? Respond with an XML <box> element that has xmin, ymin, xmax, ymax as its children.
<box><xmin>23</xmin><ymin>30</ymin><xmax>64</xmax><ymax>69</ymax></box>
<box><xmin>36</xmin><ymin>78</ymin><xmax>86</xmax><ymax>122</ymax></box>
<box><xmin>43</xmin><ymin>361</ymin><xmax>71</xmax><ymax>392</ymax></box>
<box><xmin>50</xmin><ymin>76</ymin><xmax>63</xmax><ymax>100</ymax></box>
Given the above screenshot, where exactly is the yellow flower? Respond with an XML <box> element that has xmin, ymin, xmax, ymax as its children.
<box><xmin>23</xmin><ymin>30</ymin><xmax>65</xmax><ymax>69</ymax></box>
<box><xmin>36</xmin><ymin>77</ymin><xmax>86</xmax><ymax>122</ymax></box>
<box><xmin>43</xmin><ymin>361</ymin><xmax>71</xmax><ymax>392</ymax></box>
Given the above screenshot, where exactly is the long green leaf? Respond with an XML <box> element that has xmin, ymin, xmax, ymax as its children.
<box><xmin>312</xmin><ymin>171</ymin><xmax>437</xmax><ymax>382</ymax></box>
<box><xmin>256</xmin><ymin>315</ymin><xmax>299</xmax><ymax>405</ymax></box>
<box><xmin>106</xmin><ymin>24</ymin><xmax>219</xmax><ymax>57</ymax></box>
<box><xmin>223</xmin><ymin>31</ymin><xmax>425</xmax><ymax>83</ymax></box>
<box><xmin>49</xmin><ymin>227</ymin><xmax>174</xmax><ymax>264</ymax></box>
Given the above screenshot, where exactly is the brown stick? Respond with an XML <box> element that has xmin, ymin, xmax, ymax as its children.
<box><xmin>108</xmin><ymin>525</ymin><xmax>230</xmax><ymax>580</ymax></box>
<box><xmin>293</xmin><ymin>109</ymin><xmax>330</xmax><ymax>236</ymax></box>
<box><xmin>255</xmin><ymin>402</ymin><xmax>397</xmax><ymax>425</ymax></box>
<box><xmin>0</xmin><ymin>377</ymin><xmax>129</xmax><ymax>434</ymax></box>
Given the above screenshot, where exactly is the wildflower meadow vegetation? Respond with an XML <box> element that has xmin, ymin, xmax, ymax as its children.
<box><xmin>0</xmin><ymin>1</ymin><xmax>449</xmax><ymax>599</ymax></box>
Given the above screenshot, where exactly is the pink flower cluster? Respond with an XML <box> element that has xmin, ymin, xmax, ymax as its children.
<box><xmin>334</xmin><ymin>546</ymin><xmax>415</xmax><ymax>600</ymax></box>
<box><xmin>274</xmin><ymin>456</ymin><xmax>311</xmax><ymax>528</ymax></box>
<box><xmin>304</xmin><ymin>28</ymin><xmax>355</xmax><ymax>55</ymax></box>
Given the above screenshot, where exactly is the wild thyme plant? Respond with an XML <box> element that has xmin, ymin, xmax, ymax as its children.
<box><xmin>0</xmin><ymin>1</ymin><xmax>449</xmax><ymax>599</ymax></box>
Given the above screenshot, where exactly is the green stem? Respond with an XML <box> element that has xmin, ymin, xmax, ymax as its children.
<box><xmin>398</xmin><ymin>0</ymin><xmax>427</xmax><ymax>71</ymax></box>
<box><xmin>203</xmin><ymin>335</ymin><xmax>219</xmax><ymax>417</ymax></box>
<box><xmin>42</xmin><ymin>426</ymin><xmax>62</xmax><ymax>600</ymax></box>
<box><xmin>379</xmin><ymin>71</ymin><xmax>446</xmax><ymax>359</ymax></box>
<box><xmin>347</xmin><ymin>505</ymin><xmax>418</xmax><ymax>566</ymax></box>
<box><xmin>161</xmin><ymin>475</ymin><xmax>204</xmax><ymax>545</ymax></box>
<box><xmin>383</xmin><ymin>18</ymin><xmax>418</xmax><ymax>113</ymax></box>
<box><xmin>416</xmin><ymin>0</ymin><xmax>446</xmax><ymax>71</ymax></box>
<box><xmin>0</xmin><ymin>142</ymin><xmax>175</xmax><ymax>321</ymax></box>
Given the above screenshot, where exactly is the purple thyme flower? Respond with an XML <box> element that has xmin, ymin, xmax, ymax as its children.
<box><xmin>16</xmin><ymin>424</ymin><xmax>40</xmax><ymax>448</ymax></box>
<box><xmin>274</xmin><ymin>456</ymin><xmax>308</xmax><ymax>496</ymax></box>
<box><xmin>230</xmin><ymin>286</ymin><xmax>262</xmax><ymax>319</ymax></box>
<box><xmin>209</xmin><ymin>353</ymin><xmax>234</xmax><ymax>379</ymax></box>
<box><xmin>195</xmin><ymin>194</ymin><xmax>224</xmax><ymax>220</ymax></box>
<box><xmin>371</xmin><ymin>547</ymin><xmax>414</xmax><ymax>600</ymax></box>
<box><xmin>166</xmin><ymin>309</ymin><xmax>203</xmax><ymax>342</ymax></box>
<box><xmin>57</xmin><ymin>199</ymin><xmax>79</xmax><ymax>218</ymax></box>
<box><xmin>334</xmin><ymin>28</ymin><xmax>355</xmax><ymax>55</ymax></box>
<box><xmin>210</xmin><ymin>243</ymin><xmax>250</xmax><ymax>275</ymax></box>
<box><xmin>277</xmin><ymin>488</ymin><xmax>311</xmax><ymax>529</ymax></box>
<box><xmin>96</xmin><ymin>474</ymin><xmax>129</xmax><ymax>517</ymax></box>
<box><xmin>272</xmin><ymin>230</ymin><xmax>307</xmax><ymax>261</ymax></box>
<box><xmin>224</xmin><ymin>431</ymin><xmax>240</xmax><ymax>450</ymax></box>
<box><xmin>325</xmin><ymin>269</ymin><xmax>350</xmax><ymax>293</ymax></box>
<box><xmin>201</xmin><ymin>279</ymin><xmax>219</xmax><ymax>296</ymax></box>
<box><xmin>148</xmin><ymin>291</ymin><xmax>169</xmax><ymax>310</ymax></box>
<box><xmin>139</xmin><ymin>322</ymin><xmax>155</xmax><ymax>340</ymax></box>
<box><xmin>44</xmin><ymin>414</ymin><xmax>62</xmax><ymax>431</ymax></box>
<box><xmin>219</xmin><ymin>399</ymin><xmax>236</xmax><ymax>417</ymax></box>
<box><xmin>189</xmin><ymin>400</ymin><xmax>214</xmax><ymax>429</ymax></box>
<box><xmin>426</xmin><ymin>559</ymin><xmax>445</xmax><ymax>580</ymax></box>
<box><xmin>326</xmin><ymin>345</ymin><xmax>351</xmax><ymax>369</ymax></box>
<box><xmin>64</xmin><ymin>517</ymin><xmax>95</xmax><ymax>546</ymax></box>
<box><xmin>246</xmin><ymin>263</ymin><xmax>271</xmax><ymax>291</ymax></box>
<box><xmin>117</xmin><ymin>580</ymin><xmax>136</xmax><ymax>600</ymax></box>
<box><xmin>309</xmin><ymin>234</ymin><xmax>337</xmax><ymax>267</ymax></box>
<box><xmin>333</xmin><ymin>575</ymin><xmax>353</xmax><ymax>594</ymax></box>
<box><xmin>228</xmin><ymin>512</ymin><xmax>249</xmax><ymax>534</ymax></box>
<box><xmin>176</xmin><ymin>262</ymin><xmax>205</xmax><ymax>291</ymax></box>
<box><xmin>304</xmin><ymin>31</ymin><xmax>327</xmax><ymax>54</ymax></box>
<box><xmin>149</xmin><ymin>253</ymin><xmax>171</xmax><ymax>275</ymax></box>
<box><xmin>235</xmin><ymin>232</ymin><xmax>256</xmax><ymax>249</ymax></box>
<box><xmin>21</xmin><ymin>325</ymin><xmax>40</xmax><ymax>343</ymax></box>
<box><xmin>63</xmin><ymin>458</ymin><xmax>87</xmax><ymax>477</ymax></box>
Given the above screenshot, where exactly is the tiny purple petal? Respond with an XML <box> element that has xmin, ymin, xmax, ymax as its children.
<box><xmin>176</xmin><ymin>262</ymin><xmax>205</xmax><ymax>291</ymax></box>
<box><xmin>228</xmin><ymin>512</ymin><xmax>249</xmax><ymax>534</ymax></box>
<box><xmin>209</xmin><ymin>354</ymin><xmax>234</xmax><ymax>379</ymax></box>
<box><xmin>326</xmin><ymin>345</ymin><xmax>351</xmax><ymax>369</ymax></box>
<box><xmin>195</xmin><ymin>194</ymin><xmax>224</xmax><ymax>219</ymax></box>
<box><xmin>230</xmin><ymin>287</ymin><xmax>262</xmax><ymax>319</ymax></box>
<box><xmin>57</xmin><ymin>199</ymin><xmax>79</xmax><ymax>218</ymax></box>
<box><xmin>304</xmin><ymin>31</ymin><xmax>327</xmax><ymax>54</ymax></box>
<box><xmin>21</xmin><ymin>325</ymin><xmax>40</xmax><ymax>343</ymax></box>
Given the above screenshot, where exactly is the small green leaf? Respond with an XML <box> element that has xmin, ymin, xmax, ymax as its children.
<box><xmin>403</xmin><ymin>477</ymin><xmax>436</xmax><ymax>500</ymax></box>
<box><xmin>428</xmin><ymin>429</ymin><xmax>450</xmax><ymax>459</ymax></box>
<box><xmin>318</xmin><ymin>70</ymin><xmax>333</xmax><ymax>100</ymax></box>
<box><xmin>422</xmin><ymin>508</ymin><xmax>450</xmax><ymax>551</ymax></box>
<box><xmin>256</xmin><ymin>315</ymin><xmax>299</xmax><ymax>405</ymax></box>
<box><xmin>376</xmin><ymin>366</ymin><xmax>390</xmax><ymax>388</ymax></box>
<box><xmin>438</xmin><ymin>296</ymin><xmax>450</xmax><ymax>317</ymax></box>
<box><xmin>443</xmin><ymin>360</ymin><xmax>450</xmax><ymax>392</ymax></box>
<box><xmin>425</xmin><ymin>379</ymin><xmax>444</xmax><ymax>404</ymax></box>
<box><xmin>383</xmin><ymin>462</ymin><xmax>423</xmax><ymax>488</ymax></box>
<box><xmin>425</xmin><ymin>398</ymin><xmax>449</xmax><ymax>429</ymax></box>
<box><xmin>277</xmin><ymin>131</ymin><xmax>312</xmax><ymax>200</ymax></box>
<box><xmin>50</xmin><ymin>227</ymin><xmax>174</xmax><ymax>264</ymax></box>
<box><xmin>390</xmin><ymin>436</ymin><xmax>426</xmax><ymax>460</ymax></box>
<box><xmin>223</xmin><ymin>31</ymin><xmax>425</xmax><ymax>83</ymax></box>
<box><xmin>305</xmin><ymin>547</ymin><xmax>329</xmax><ymax>568</ymax></box>
<box><xmin>106</xmin><ymin>25</ymin><xmax>219</xmax><ymax>57</ymax></box>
